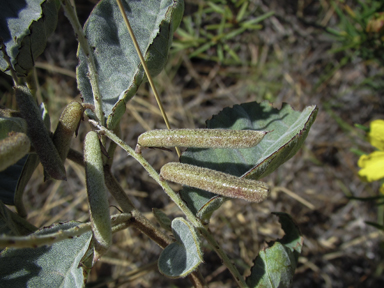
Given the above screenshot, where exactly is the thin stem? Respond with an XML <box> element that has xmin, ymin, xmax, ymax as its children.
<box><xmin>115</xmin><ymin>0</ymin><xmax>181</xmax><ymax>158</ymax></box>
<box><xmin>90</xmin><ymin>121</ymin><xmax>248</xmax><ymax>287</ymax></box>
<box><xmin>0</xmin><ymin>213</ymin><xmax>132</xmax><ymax>249</ymax></box>
<box><xmin>130</xmin><ymin>210</ymin><xmax>172</xmax><ymax>248</ymax></box>
<box><xmin>60</xmin><ymin>0</ymin><xmax>105</xmax><ymax>128</ymax></box>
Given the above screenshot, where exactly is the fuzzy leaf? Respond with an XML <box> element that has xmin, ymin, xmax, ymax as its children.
<box><xmin>0</xmin><ymin>0</ymin><xmax>60</xmax><ymax>76</ymax></box>
<box><xmin>246</xmin><ymin>213</ymin><xmax>303</xmax><ymax>288</ymax></box>
<box><xmin>0</xmin><ymin>221</ymin><xmax>93</xmax><ymax>287</ymax></box>
<box><xmin>77</xmin><ymin>0</ymin><xmax>184</xmax><ymax>128</ymax></box>
<box><xmin>180</xmin><ymin>101</ymin><xmax>317</xmax><ymax>215</ymax></box>
<box><xmin>158</xmin><ymin>217</ymin><xmax>203</xmax><ymax>278</ymax></box>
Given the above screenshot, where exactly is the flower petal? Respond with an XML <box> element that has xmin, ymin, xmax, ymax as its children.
<box><xmin>368</xmin><ymin>120</ymin><xmax>384</xmax><ymax>150</ymax></box>
<box><xmin>358</xmin><ymin>151</ymin><xmax>384</xmax><ymax>182</ymax></box>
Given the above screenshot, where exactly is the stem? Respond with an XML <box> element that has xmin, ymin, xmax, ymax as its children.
<box><xmin>0</xmin><ymin>213</ymin><xmax>131</xmax><ymax>249</ymax></box>
<box><xmin>115</xmin><ymin>0</ymin><xmax>181</xmax><ymax>158</ymax></box>
<box><xmin>130</xmin><ymin>210</ymin><xmax>172</xmax><ymax>248</ymax></box>
<box><xmin>60</xmin><ymin>0</ymin><xmax>105</xmax><ymax>127</ymax></box>
<box><xmin>103</xmin><ymin>164</ymin><xmax>135</xmax><ymax>212</ymax></box>
<box><xmin>90</xmin><ymin>121</ymin><xmax>248</xmax><ymax>287</ymax></box>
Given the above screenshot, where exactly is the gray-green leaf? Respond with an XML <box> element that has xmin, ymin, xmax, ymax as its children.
<box><xmin>180</xmin><ymin>101</ymin><xmax>317</xmax><ymax>215</ymax></box>
<box><xmin>158</xmin><ymin>217</ymin><xmax>203</xmax><ymax>278</ymax></box>
<box><xmin>0</xmin><ymin>0</ymin><xmax>61</xmax><ymax>76</ymax></box>
<box><xmin>246</xmin><ymin>213</ymin><xmax>303</xmax><ymax>288</ymax></box>
<box><xmin>0</xmin><ymin>221</ymin><xmax>93</xmax><ymax>288</ymax></box>
<box><xmin>77</xmin><ymin>0</ymin><xmax>184</xmax><ymax>128</ymax></box>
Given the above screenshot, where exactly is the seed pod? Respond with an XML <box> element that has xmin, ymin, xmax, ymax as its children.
<box><xmin>84</xmin><ymin>131</ymin><xmax>111</xmax><ymax>264</ymax></box>
<box><xmin>14</xmin><ymin>86</ymin><xmax>66</xmax><ymax>180</ymax></box>
<box><xmin>52</xmin><ymin>101</ymin><xmax>84</xmax><ymax>162</ymax></box>
<box><xmin>160</xmin><ymin>162</ymin><xmax>269</xmax><ymax>203</ymax></box>
<box><xmin>0</xmin><ymin>132</ymin><xmax>30</xmax><ymax>171</ymax></box>
<box><xmin>136</xmin><ymin>129</ymin><xmax>267</xmax><ymax>152</ymax></box>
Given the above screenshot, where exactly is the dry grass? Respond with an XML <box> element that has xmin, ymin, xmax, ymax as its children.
<box><xmin>1</xmin><ymin>0</ymin><xmax>384</xmax><ymax>287</ymax></box>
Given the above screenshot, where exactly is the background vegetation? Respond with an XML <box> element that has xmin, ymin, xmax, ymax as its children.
<box><xmin>1</xmin><ymin>0</ymin><xmax>384</xmax><ymax>287</ymax></box>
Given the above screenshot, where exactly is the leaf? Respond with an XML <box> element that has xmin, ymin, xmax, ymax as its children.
<box><xmin>77</xmin><ymin>0</ymin><xmax>184</xmax><ymax>128</ymax></box>
<box><xmin>0</xmin><ymin>156</ymin><xmax>28</xmax><ymax>205</ymax></box>
<box><xmin>0</xmin><ymin>200</ymin><xmax>20</xmax><ymax>237</ymax></box>
<box><xmin>0</xmin><ymin>200</ymin><xmax>36</xmax><ymax>238</ymax></box>
<box><xmin>15</xmin><ymin>86</ymin><xmax>66</xmax><ymax>181</ymax></box>
<box><xmin>158</xmin><ymin>217</ymin><xmax>203</xmax><ymax>278</ymax></box>
<box><xmin>153</xmin><ymin>208</ymin><xmax>172</xmax><ymax>232</ymax></box>
<box><xmin>0</xmin><ymin>221</ymin><xmax>93</xmax><ymax>288</ymax></box>
<box><xmin>246</xmin><ymin>213</ymin><xmax>303</xmax><ymax>288</ymax></box>
<box><xmin>180</xmin><ymin>101</ymin><xmax>318</xmax><ymax>215</ymax></box>
<box><xmin>0</xmin><ymin>0</ymin><xmax>61</xmax><ymax>76</ymax></box>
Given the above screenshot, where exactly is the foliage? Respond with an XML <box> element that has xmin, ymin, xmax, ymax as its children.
<box><xmin>327</xmin><ymin>0</ymin><xmax>384</xmax><ymax>65</ymax></box>
<box><xmin>173</xmin><ymin>0</ymin><xmax>274</xmax><ymax>64</ymax></box>
<box><xmin>0</xmin><ymin>0</ymin><xmax>317</xmax><ymax>287</ymax></box>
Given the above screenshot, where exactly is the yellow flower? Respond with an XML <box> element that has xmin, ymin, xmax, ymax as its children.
<box><xmin>358</xmin><ymin>151</ymin><xmax>384</xmax><ymax>182</ymax></box>
<box><xmin>358</xmin><ymin>120</ymin><xmax>384</xmax><ymax>193</ymax></box>
<box><xmin>368</xmin><ymin>120</ymin><xmax>384</xmax><ymax>150</ymax></box>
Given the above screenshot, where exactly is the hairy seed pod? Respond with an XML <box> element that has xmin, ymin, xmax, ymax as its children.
<box><xmin>52</xmin><ymin>101</ymin><xmax>84</xmax><ymax>162</ymax></box>
<box><xmin>14</xmin><ymin>86</ymin><xmax>66</xmax><ymax>180</ymax></box>
<box><xmin>84</xmin><ymin>131</ymin><xmax>111</xmax><ymax>264</ymax></box>
<box><xmin>160</xmin><ymin>163</ymin><xmax>269</xmax><ymax>203</ymax></box>
<box><xmin>0</xmin><ymin>132</ymin><xmax>30</xmax><ymax>171</ymax></box>
<box><xmin>136</xmin><ymin>129</ymin><xmax>267</xmax><ymax>152</ymax></box>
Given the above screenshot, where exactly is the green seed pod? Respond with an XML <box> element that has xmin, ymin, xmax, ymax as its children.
<box><xmin>14</xmin><ymin>86</ymin><xmax>66</xmax><ymax>180</ymax></box>
<box><xmin>84</xmin><ymin>131</ymin><xmax>111</xmax><ymax>264</ymax></box>
<box><xmin>0</xmin><ymin>132</ymin><xmax>30</xmax><ymax>171</ymax></box>
<box><xmin>52</xmin><ymin>101</ymin><xmax>84</xmax><ymax>161</ymax></box>
<box><xmin>136</xmin><ymin>129</ymin><xmax>267</xmax><ymax>152</ymax></box>
<box><xmin>160</xmin><ymin>163</ymin><xmax>269</xmax><ymax>203</ymax></box>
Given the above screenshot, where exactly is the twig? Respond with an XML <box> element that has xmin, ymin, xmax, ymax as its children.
<box><xmin>273</xmin><ymin>186</ymin><xmax>315</xmax><ymax>210</ymax></box>
<box><xmin>0</xmin><ymin>213</ymin><xmax>132</xmax><ymax>248</ymax></box>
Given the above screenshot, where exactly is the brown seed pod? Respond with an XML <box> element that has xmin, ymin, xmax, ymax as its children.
<box><xmin>14</xmin><ymin>86</ymin><xmax>66</xmax><ymax>180</ymax></box>
<box><xmin>136</xmin><ymin>129</ymin><xmax>267</xmax><ymax>153</ymax></box>
<box><xmin>160</xmin><ymin>162</ymin><xmax>269</xmax><ymax>203</ymax></box>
